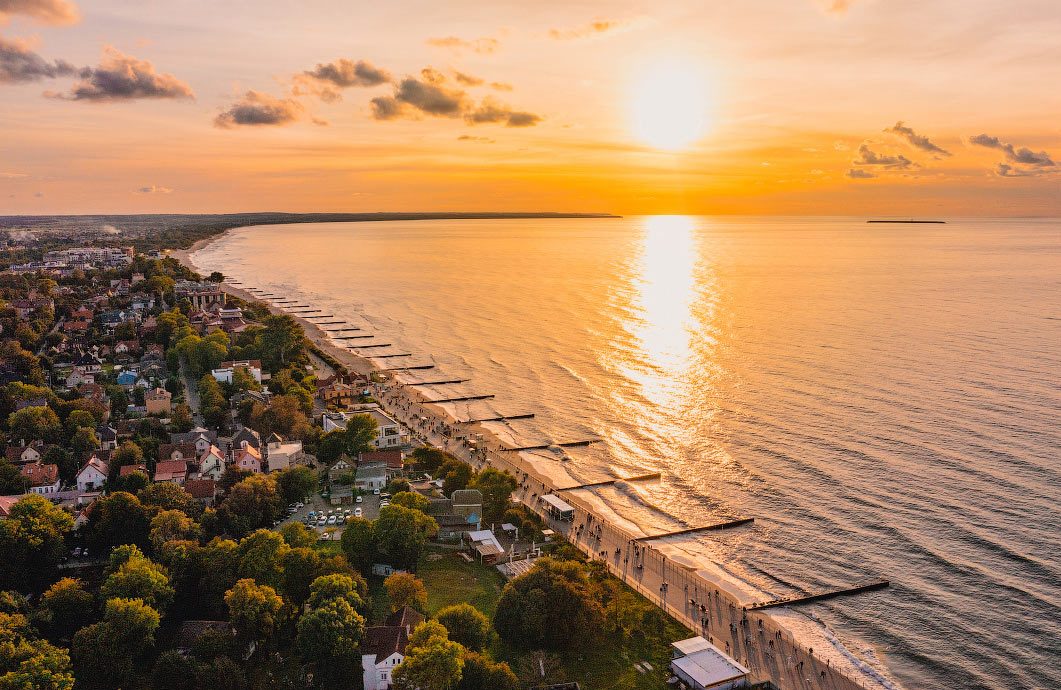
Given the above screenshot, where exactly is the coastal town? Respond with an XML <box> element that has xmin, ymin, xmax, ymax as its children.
<box><xmin>0</xmin><ymin>227</ymin><xmax>777</xmax><ymax>690</ymax></box>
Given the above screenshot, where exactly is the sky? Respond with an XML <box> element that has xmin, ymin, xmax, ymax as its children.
<box><xmin>2</xmin><ymin>0</ymin><xmax>1060</xmax><ymax>215</ymax></box>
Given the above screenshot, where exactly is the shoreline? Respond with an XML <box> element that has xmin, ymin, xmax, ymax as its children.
<box><xmin>178</xmin><ymin>225</ymin><xmax>899</xmax><ymax>690</ymax></box>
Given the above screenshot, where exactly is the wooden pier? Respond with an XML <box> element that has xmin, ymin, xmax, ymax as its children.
<box><xmin>459</xmin><ymin>413</ymin><xmax>535</xmax><ymax>423</ymax></box>
<box><xmin>746</xmin><ymin>580</ymin><xmax>890</xmax><ymax>611</ymax></box>
<box><xmin>633</xmin><ymin>518</ymin><xmax>755</xmax><ymax>542</ymax></box>
<box><xmin>427</xmin><ymin>394</ymin><xmax>496</xmax><ymax>404</ymax></box>
<box><xmin>557</xmin><ymin>472</ymin><xmax>661</xmax><ymax>491</ymax></box>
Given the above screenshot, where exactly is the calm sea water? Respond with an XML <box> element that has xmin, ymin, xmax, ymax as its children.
<box><xmin>195</xmin><ymin>217</ymin><xmax>1061</xmax><ymax>690</ymax></box>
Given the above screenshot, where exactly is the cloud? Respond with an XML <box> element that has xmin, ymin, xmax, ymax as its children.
<box><xmin>369</xmin><ymin>95</ymin><xmax>403</xmax><ymax>121</ymax></box>
<box><xmin>550</xmin><ymin>19</ymin><xmax>628</xmax><ymax>40</ymax></box>
<box><xmin>54</xmin><ymin>47</ymin><xmax>193</xmax><ymax>101</ymax></box>
<box><xmin>453</xmin><ymin>71</ymin><xmax>483</xmax><ymax>87</ymax></box>
<box><xmin>137</xmin><ymin>184</ymin><xmax>172</xmax><ymax>194</ymax></box>
<box><xmin>0</xmin><ymin>0</ymin><xmax>79</xmax><ymax>25</ymax></box>
<box><xmin>489</xmin><ymin>81</ymin><xmax>512</xmax><ymax>91</ymax></box>
<box><xmin>426</xmin><ymin>36</ymin><xmax>499</xmax><ymax>55</ymax></box>
<box><xmin>853</xmin><ymin>143</ymin><xmax>914</xmax><ymax>169</ymax></box>
<box><xmin>457</xmin><ymin>135</ymin><xmax>494</xmax><ymax>143</ymax></box>
<box><xmin>885</xmin><ymin>121</ymin><xmax>950</xmax><ymax>157</ymax></box>
<box><xmin>969</xmin><ymin>133</ymin><xmax>1055</xmax><ymax>167</ymax></box>
<box><xmin>846</xmin><ymin>168</ymin><xmax>875</xmax><ymax>179</ymax></box>
<box><xmin>0</xmin><ymin>34</ymin><xmax>84</xmax><ymax>83</ymax></box>
<box><xmin>215</xmin><ymin>90</ymin><xmax>303</xmax><ymax>128</ymax></box>
<box><xmin>464</xmin><ymin>98</ymin><xmax>541</xmax><ymax>127</ymax></box>
<box><xmin>295</xmin><ymin>58</ymin><xmax>390</xmax><ymax>102</ymax></box>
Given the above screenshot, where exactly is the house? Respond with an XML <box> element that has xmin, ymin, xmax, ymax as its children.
<box><xmin>175</xmin><ymin>280</ymin><xmax>226</xmax><ymax>310</ymax></box>
<box><xmin>5</xmin><ymin>445</ymin><xmax>43</xmax><ymax>466</ymax></box>
<box><xmin>96</xmin><ymin>425</ymin><xmax>118</xmax><ymax>450</ymax></box>
<box><xmin>464</xmin><ymin>529</ymin><xmax>504</xmax><ymax>565</ymax></box>
<box><xmin>264</xmin><ymin>434</ymin><xmax>305</xmax><ymax>472</ymax></box>
<box><xmin>118</xmin><ymin>463</ymin><xmax>150</xmax><ymax>479</ymax></box>
<box><xmin>153</xmin><ymin>460</ymin><xmax>188</xmax><ymax>484</ymax></box>
<box><xmin>116</xmin><ymin>370</ymin><xmax>139</xmax><ymax>387</ymax></box>
<box><xmin>144</xmin><ymin>387</ymin><xmax>172</xmax><ymax>415</ymax></box>
<box><xmin>73</xmin><ymin>352</ymin><xmax>103</xmax><ymax>373</ymax></box>
<box><xmin>234</xmin><ymin>445</ymin><xmax>262</xmax><ymax>474</ymax></box>
<box><xmin>319</xmin><ymin>381</ymin><xmax>360</xmax><ymax>407</ymax></box>
<box><xmin>20</xmin><ymin>463</ymin><xmax>60</xmax><ymax>496</ymax></box>
<box><xmin>65</xmin><ymin>369</ymin><xmax>95</xmax><ymax>388</ymax></box>
<box><xmin>328</xmin><ymin>457</ymin><xmax>354</xmax><ymax>483</ymax></box>
<box><xmin>174</xmin><ymin>620</ymin><xmax>242</xmax><ymax>656</ymax></box>
<box><xmin>361</xmin><ymin>607</ymin><xmax>425</xmax><ymax>690</ymax></box>
<box><xmin>228</xmin><ymin>427</ymin><xmax>262</xmax><ymax>452</ymax></box>
<box><xmin>669</xmin><ymin>637</ymin><xmax>749</xmax><ymax>690</ymax></box>
<box><xmin>76</xmin><ymin>456</ymin><xmax>109</xmax><ymax>493</ymax></box>
<box><xmin>322</xmin><ymin>408</ymin><xmax>406</xmax><ymax>449</ymax></box>
<box><xmin>158</xmin><ymin>443</ymin><xmax>197</xmax><ymax>463</ymax></box>
<box><xmin>171</xmin><ymin>428</ymin><xmax>218</xmax><ymax>456</ymax></box>
<box><xmin>211</xmin><ymin>359</ymin><xmax>263</xmax><ymax>384</ymax></box>
<box><xmin>196</xmin><ymin>446</ymin><xmax>227</xmax><ymax>481</ymax></box>
<box><xmin>359</xmin><ymin>450</ymin><xmax>404</xmax><ymax>478</ymax></box>
<box><xmin>354</xmin><ymin>463</ymin><xmax>387</xmax><ymax>492</ymax></box>
<box><xmin>0</xmin><ymin>495</ymin><xmax>21</xmax><ymax>519</ymax></box>
<box><xmin>450</xmin><ymin>489</ymin><xmax>484</xmax><ymax>524</ymax></box>
<box><xmin>78</xmin><ymin>383</ymin><xmax>107</xmax><ymax>406</ymax></box>
<box><xmin>184</xmin><ymin>479</ymin><xmax>217</xmax><ymax>506</ymax></box>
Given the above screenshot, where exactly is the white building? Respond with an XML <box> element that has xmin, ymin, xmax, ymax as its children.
<box><xmin>212</xmin><ymin>359</ymin><xmax>263</xmax><ymax>384</ymax></box>
<box><xmin>361</xmin><ymin>607</ymin><xmax>424</xmax><ymax>690</ymax></box>
<box><xmin>76</xmin><ymin>456</ymin><xmax>109</xmax><ymax>493</ymax></box>
<box><xmin>321</xmin><ymin>407</ymin><xmax>406</xmax><ymax>449</ymax></box>
<box><xmin>197</xmin><ymin>446</ymin><xmax>227</xmax><ymax>481</ymax></box>
<box><xmin>264</xmin><ymin>434</ymin><xmax>305</xmax><ymax>472</ymax></box>
<box><xmin>669</xmin><ymin>636</ymin><xmax>749</xmax><ymax>690</ymax></box>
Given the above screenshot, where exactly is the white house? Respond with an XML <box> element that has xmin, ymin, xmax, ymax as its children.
<box><xmin>264</xmin><ymin>434</ymin><xmax>305</xmax><ymax>472</ymax></box>
<box><xmin>76</xmin><ymin>456</ymin><xmax>109</xmax><ymax>493</ymax></box>
<box><xmin>212</xmin><ymin>359</ymin><xmax>263</xmax><ymax>384</ymax></box>
<box><xmin>197</xmin><ymin>446</ymin><xmax>227</xmax><ymax>480</ymax></box>
<box><xmin>669</xmin><ymin>636</ymin><xmax>749</xmax><ymax>690</ymax></box>
<box><xmin>321</xmin><ymin>408</ymin><xmax>406</xmax><ymax>449</ymax></box>
<box><xmin>21</xmin><ymin>463</ymin><xmax>61</xmax><ymax>496</ymax></box>
<box><xmin>361</xmin><ymin>607</ymin><xmax>424</xmax><ymax>690</ymax></box>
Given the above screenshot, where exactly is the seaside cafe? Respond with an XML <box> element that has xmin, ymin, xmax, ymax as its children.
<box><xmin>540</xmin><ymin>493</ymin><xmax>575</xmax><ymax>522</ymax></box>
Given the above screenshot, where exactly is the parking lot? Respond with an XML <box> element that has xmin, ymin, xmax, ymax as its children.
<box><xmin>280</xmin><ymin>488</ymin><xmax>387</xmax><ymax>543</ymax></box>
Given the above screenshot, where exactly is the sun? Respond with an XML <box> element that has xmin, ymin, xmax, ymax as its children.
<box><xmin>629</xmin><ymin>58</ymin><xmax>710</xmax><ymax>151</ymax></box>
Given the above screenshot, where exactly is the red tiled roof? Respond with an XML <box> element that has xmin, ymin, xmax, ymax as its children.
<box><xmin>118</xmin><ymin>463</ymin><xmax>149</xmax><ymax>477</ymax></box>
<box><xmin>153</xmin><ymin>460</ymin><xmax>188</xmax><ymax>482</ymax></box>
<box><xmin>20</xmin><ymin>463</ymin><xmax>58</xmax><ymax>487</ymax></box>
<box><xmin>362</xmin><ymin>626</ymin><xmax>410</xmax><ymax>665</ymax></box>
<box><xmin>184</xmin><ymin>479</ymin><xmax>216</xmax><ymax>500</ymax></box>
<box><xmin>359</xmin><ymin>451</ymin><xmax>404</xmax><ymax>469</ymax></box>
<box><xmin>0</xmin><ymin>495</ymin><xmax>20</xmax><ymax>518</ymax></box>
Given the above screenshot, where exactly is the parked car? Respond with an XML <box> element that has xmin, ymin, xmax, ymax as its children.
<box><xmin>319</xmin><ymin>533</ymin><xmax>330</xmax><ymax>541</ymax></box>
<box><xmin>354</xmin><ymin>507</ymin><xmax>362</xmax><ymax>517</ymax></box>
<box><xmin>327</xmin><ymin>515</ymin><xmax>337</xmax><ymax>525</ymax></box>
<box><xmin>373</xmin><ymin>489</ymin><xmax>380</xmax><ymax>495</ymax></box>
<box><xmin>355</xmin><ymin>496</ymin><xmax>363</xmax><ymax>504</ymax></box>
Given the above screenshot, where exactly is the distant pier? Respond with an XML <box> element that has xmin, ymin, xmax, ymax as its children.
<box><xmin>633</xmin><ymin>518</ymin><xmax>755</xmax><ymax>541</ymax></box>
<box><xmin>747</xmin><ymin>580</ymin><xmax>890</xmax><ymax>610</ymax></box>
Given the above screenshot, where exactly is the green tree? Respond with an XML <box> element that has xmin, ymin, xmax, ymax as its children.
<box><xmin>278</xmin><ymin>547</ymin><xmax>323</xmax><ymax>606</ymax></box>
<box><xmin>68</xmin><ymin>427</ymin><xmax>99</xmax><ymax>458</ymax></box>
<box><xmin>393</xmin><ymin>636</ymin><xmax>464</xmax><ymax>690</ymax></box>
<box><xmin>109</xmin><ymin>441</ymin><xmax>144</xmax><ymax>476</ymax></box>
<box><xmin>374</xmin><ymin>505</ymin><xmax>439</xmax><ymax>570</ymax></box>
<box><xmin>455</xmin><ymin>652</ymin><xmax>519</xmax><ymax>690</ymax></box>
<box><xmin>410</xmin><ymin>447</ymin><xmax>449</xmax><ymax>473</ymax></box>
<box><xmin>259</xmin><ymin>314</ymin><xmax>304</xmax><ymax>369</ymax></box>
<box><xmin>37</xmin><ymin>578</ymin><xmax>94</xmax><ymax>641</ymax></box>
<box><xmin>0</xmin><ymin>462</ymin><xmax>28</xmax><ymax>496</ymax></box>
<box><xmin>277</xmin><ymin>521</ymin><xmax>316</xmax><ymax>549</ymax></box>
<box><xmin>224</xmin><ymin>579</ymin><xmax>285</xmax><ymax>645</ymax></box>
<box><xmin>71</xmin><ymin>598</ymin><xmax>160</xmax><ymax>687</ymax></box>
<box><xmin>217</xmin><ymin>474</ymin><xmax>282</xmax><ymax>538</ymax></box>
<box><xmin>0</xmin><ymin>613</ymin><xmax>74</xmax><ymax>690</ymax></box>
<box><xmin>314</xmin><ymin>431</ymin><xmax>346</xmax><ymax>465</ymax></box>
<box><xmin>435</xmin><ymin>603</ymin><xmax>491</xmax><ymax>652</ymax></box>
<box><xmin>249</xmin><ymin>395</ymin><xmax>311</xmax><ymax>439</ymax></box>
<box><xmin>100</xmin><ymin>549</ymin><xmax>175</xmax><ymax>613</ymax></box>
<box><xmin>339</xmin><ymin>516</ymin><xmax>376</xmax><ymax>570</ymax></box>
<box><xmin>384</xmin><ymin>572</ymin><xmax>428</xmax><ymax>613</ymax></box>
<box><xmin>0</xmin><ymin>495</ymin><xmax>73</xmax><ymax>590</ymax></box>
<box><xmin>150</xmin><ymin>509</ymin><xmax>201</xmax><ymax>551</ymax></box>
<box><xmin>386</xmin><ymin>477</ymin><xmax>412</xmax><ymax>495</ymax></box>
<box><xmin>197</xmin><ymin>373</ymin><xmax>227</xmax><ymax>428</ymax></box>
<box><xmin>390</xmin><ymin>491</ymin><xmax>429</xmax><ymax>513</ymax></box>
<box><xmin>235</xmin><ymin>529</ymin><xmax>288</xmax><ymax>590</ymax></box>
<box><xmin>275</xmin><ymin>466</ymin><xmax>316</xmax><ymax>506</ymax></box>
<box><xmin>295</xmin><ymin>597</ymin><xmax>365</xmax><ymax>666</ymax></box>
<box><xmin>342</xmin><ymin>413</ymin><xmax>378</xmax><ymax>457</ymax></box>
<box><xmin>438</xmin><ymin>459</ymin><xmax>473</xmax><ymax>496</ymax></box>
<box><xmin>493</xmin><ymin>557</ymin><xmax>605</xmax><ymax>651</ymax></box>
<box><xmin>306</xmin><ymin>574</ymin><xmax>367</xmax><ymax>612</ymax></box>
<box><xmin>468</xmin><ymin>468</ymin><xmax>517</xmax><ymax>525</ymax></box>
<box><xmin>86</xmin><ymin>491</ymin><xmax>151</xmax><ymax>551</ymax></box>
<box><xmin>139</xmin><ymin>482</ymin><xmax>197</xmax><ymax>516</ymax></box>
<box><xmin>6</xmin><ymin>406</ymin><xmax>61</xmax><ymax>444</ymax></box>
<box><xmin>64</xmin><ymin>410</ymin><xmax>96</xmax><ymax>435</ymax></box>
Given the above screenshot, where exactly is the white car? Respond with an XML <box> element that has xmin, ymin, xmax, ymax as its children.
<box><xmin>355</xmin><ymin>496</ymin><xmax>363</xmax><ymax>504</ymax></box>
<box><xmin>373</xmin><ymin>489</ymin><xmax>380</xmax><ymax>495</ymax></box>
<box><xmin>327</xmin><ymin>515</ymin><xmax>337</xmax><ymax>525</ymax></box>
<box><xmin>354</xmin><ymin>507</ymin><xmax>363</xmax><ymax>517</ymax></box>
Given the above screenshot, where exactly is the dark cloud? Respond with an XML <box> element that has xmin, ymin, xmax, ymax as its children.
<box><xmin>426</xmin><ymin>36</ymin><xmax>499</xmax><ymax>54</ymax></box>
<box><xmin>970</xmin><ymin>133</ymin><xmax>1055</xmax><ymax>167</ymax></box>
<box><xmin>369</xmin><ymin>96</ymin><xmax>403</xmax><ymax>120</ymax></box>
<box><xmin>0</xmin><ymin>0</ymin><xmax>79</xmax><ymax>25</ymax></box>
<box><xmin>853</xmin><ymin>143</ymin><xmax>914</xmax><ymax>169</ymax></box>
<box><xmin>885</xmin><ymin>121</ymin><xmax>950</xmax><ymax>157</ymax></box>
<box><xmin>550</xmin><ymin>19</ymin><xmax>627</xmax><ymax>40</ymax></box>
<box><xmin>454</xmin><ymin>71</ymin><xmax>483</xmax><ymax>86</ymax></box>
<box><xmin>137</xmin><ymin>184</ymin><xmax>172</xmax><ymax>194</ymax></box>
<box><xmin>0</xmin><ymin>34</ymin><xmax>84</xmax><ymax>83</ymax></box>
<box><xmin>55</xmin><ymin>47</ymin><xmax>193</xmax><ymax>101</ymax></box>
<box><xmin>457</xmin><ymin>135</ymin><xmax>494</xmax><ymax>143</ymax></box>
<box><xmin>465</xmin><ymin>98</ymin><xmax>541</xmax><ymax>127</ymax></box>
<box><xmin>214</xmin><ymin>90</ymin><xmax>302</xmax><ymax>128</ymax></box>
<box><xmin>994</xmin><ymin>163</ymin><xmax>1038</xmax><ymax>178</ymax></box>
<box><xmin>846</xmin><ymin>168</ymin><xmax>875</xmax><ymax>179</ymax></box>
<box><xmin>392</xmin><ymin>76</ymin><xmax>466</xmax><ymax>116</ymax></box>
<box><xmin>295</xmin><ymin>58</ymin><xmax>390</xmax><ymax>102</ymax></box>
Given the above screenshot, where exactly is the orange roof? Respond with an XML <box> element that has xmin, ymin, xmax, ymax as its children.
<box><xmin>20</xmin><ymin>463</ymin><xmax>59</xmax><ymax>487</ymax></box>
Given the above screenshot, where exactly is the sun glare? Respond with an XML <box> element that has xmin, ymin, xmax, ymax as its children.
<box><xmin>630</xmin><ymin>58</ymin><xmax>710</xmax><ymax>151</ymax></box>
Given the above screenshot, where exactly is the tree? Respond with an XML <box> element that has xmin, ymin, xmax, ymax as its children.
<box><xmin>277</xmin><ymin>521</ymin><xmax>315</xmax><ymax>549</ymax></box>
<box><xmin>386</xmin><ymin>477</ymin><xmax>412</xmax><ymax>495</ymax></box>
<box><xmin>6</xmin><ymin>406</ymin><xmax>61</xmax><ymax>444</ymax></box>
<box><xmin>224</xmin><ymin>579</ymin><xmax>285</xmax><ymax>645</ymax></box>
<box><xmin>438</xmin><ymin>459</ymin><xmax>473</xmax><ymax>496</ymax></box>
<box><xmin>468</xmin><ymin>468</ymin><xmax>517</xmax><ymax>524</ymax></box>
<box><xmin>0</xmin><ymin>613</ymin><xmax>74</xmax><ymax>690</ymax></box>
<box><xmin>278</xmin><ymin>547</ymin><xmax>323</xmax><ymax>606</ymax></box>
<box><xmin>410</xmin><ymin>447</ymin><xmax>449</xmax><ymax>473</ymax></box>
<box><xmin>296</xmin><ymin>597</ymin><xmax>365</xmax><ymax>666</ymax></box>
<box><xmin>150</xmin><ymin>509</ymin><xmax>201</xmax><ymax>551</ymax></box>
<box><xmin>217</xmin><ymin>474</ymin><xmax>282</xmax><ymax>538</ymax></box>
<box><xmin>109</xmin><ymin>441</ymin><xmax>144</xmax><ymax>476</ymax></box>
<box><xmin>68</xmin><ymin>427</ymin><xmax>100</xmax><ymax>458</ymax></box>
<box><xmin>64</xmin><ymin>409</ymin><xmax>96</xmax><ymax>435</ymax></box>
<box><xmin>339</xmin><ymin>516</ymin><xmax>375</xmax><ymax>570</ymax></box>
<box><xmin>139</xmin><ymin>482</ymin><xmax>197</xmax><ymax>516</ymax></box>
<box><xmin>374</xmin><ymin>505</ymin><xmax>439</xmax><ymax>570</ymax></box>
<box><xmin>493</xmin><ymin>557</ymin><xmax>605</xmax><ymax>651</ymax></box>
<box><xmin>86</xmin><ymin>491</ymin><xmax>151</xmax><ymax>552</ymax></box>
<box><xmin>197</xmin><ymin>373</ymin><xmax>227</xmax><ymax>428</ymax></box>
<box><xmin>392</xmin><ymin>637</ymin><xmax>464</xmax><ymax>690</ymax></box>
<box><xmin>342</xmin><ymin>413</ymin><xmax>378</xmax><ymax>457</ymax></box>
<box><xmin>390</xmin><ymin>491</ymin><xmax>429</xmax><ymax>513</ymax></box>
<box><xmin>435</xmin><ymin>604</ymin><xmax>491</xmax><ymax>652</ymax></box>
<box><xmin>37</xmin><ymin>578</ymin><xmax>94</xmax><ymax>641</ymax></box>
<box><xmin>249</xmin><ymin>395</ymin><xmax>311</xmax><ymax>439</ymax></box>
<box><xmin>455</xmin><ymin>652</ymin><xmax>519</xmax><ymax>690</ymax></box>
<box><xmin>0</xmin><ymin>495</ymin><xmax>73</xmax><ymax>590</ymax></box>
<box><xmin>306</xmin><ymin>574</ymin><xmax>367</xmax><ymax>612</ymax></box>
<box><xmin>0</xmin><ymin>462</ymin><xmax>28</xmax><ymax>496</ymax></box>
<box><xmin>384</xmin><ymin>572</ymin><xmax>427</xmax><ymax>613</ymax></box>
<box><xmin>100</xmin><ymin>548</ymin><xmax>175</xmax><ymax>613</ymax></box>
<box><xmin>71</xmin><ymin>598</ymin><xmax>160</xmax><ymax>687</ymax></box>
<box><xmin>315</xmin><ymin>431</ymin><xmax>346</xmax><ymax>465</ymax></box>
<box><xmin>41</xmin><ymin>447</ymin><xmax>76</xmax><ymax>487</ymax></box>
<box><xmin>275</xmin><ymin>466</ymin><xmax>316</xmax><ymax>506</ymax></box>
<box><xmin>258</xmin><ymin>314</ymin><xmax>304</xmax><ymax>369</ymax></box>
<box><xmin>235</xmin><ymin>529</ymin><xmax>288</xmax><ymax>590</ymax></box>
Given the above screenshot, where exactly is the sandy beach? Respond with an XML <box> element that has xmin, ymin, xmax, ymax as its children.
<box><xmin>176</xmin><ymin>229</ymin><xmax>897</xmax><ymax>690</ymax></box>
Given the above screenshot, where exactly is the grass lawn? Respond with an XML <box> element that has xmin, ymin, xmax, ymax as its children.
<box><xmin>417</xmin><ymin>548</ymin><xmax>506</xmax><ymax>618</ymax></box>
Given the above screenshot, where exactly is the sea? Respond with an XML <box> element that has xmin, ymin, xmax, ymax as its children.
<box><xmin>193</xmin><ymin>216</ymin><xmax>1061</xmax><ymax>690</ymax></box>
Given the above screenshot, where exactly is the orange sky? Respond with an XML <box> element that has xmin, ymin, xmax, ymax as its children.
<box><xmin>2</xmin><ymin>0</ymin><xmax>1060</xmax><ymax>215</ymax></box>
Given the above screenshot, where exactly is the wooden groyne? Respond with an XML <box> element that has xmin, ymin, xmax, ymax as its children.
<box><xmin>633</xmin><ymin>518</ymin><xmax>755</xmax><ymax>542</ymax></box>
<box><xmin>314</xmin><ymin>321</ymin><xmax>346</xmax><ymax>326</ymax></box>
<box><xmin>382</xmin><ymin>364</ymin><xmax>435</xmax><ymax>371</ymax></box>
<box><xmin>459</xmin><ymin>413</ymin><xmax>535</xmax><ymax>423</ymax></box>
<box><xmin>304</xmin><ymin>314</ymin><xmax>334</xmax><ymax>319</ymax></box>
<box><xmin>290</xmin><ymin>309</ymin><xmax>322</xmax><ymax>314</ymax></box>
<box><xmin>427</xmin><ymin>394</ymin><xmax>496</xmax><ymax>403</ymax></box>
<box><xmin>353</xmin><ymin>343</ymin><xmax>393</xmax><ymax>349</ymax></box>
<box><xmin>335</xmin><ymin>335</ymin><xmax>374</xmax><ymax>339</ymax></box>
<box><xmin>372</xmin><ymin>353</ymin><xmax>413</xmax><ymax>359</ymax></box>
<box><xmin>403</xmin><ymin>379</ymin><xmax>469</xmax><ymax>387</ymax></box>
<box><xmin>557</xmin><ymin>472</ymin><xmax>661</xmax><ymax>491</ymax></box>
<box><xmin>505</xmin><ymin>439</ymin><xmax>600</xmax><ymax>451</ymax></box>
<box><xmin>747</xmin><ymin>580</ymin><xmax>890</xmax><ymax>611</ymax></box>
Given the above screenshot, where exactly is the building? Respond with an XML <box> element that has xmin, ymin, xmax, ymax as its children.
<box><xmin>184</xmin><ymin>479</ymin><xmax>218</xmax><ymax>506</ymax></box>
<box><xmin>211</xmin><ymin>359</ymin><xmax>263</xmax><ymax>384</ymax></box>
<box><xmin>118</xmin><ymin>463</ymin><xmax>150</xmax><ymax>479</ymax></box>
<box><xmin>21</xmin><ymin>463</ymin><xmax>60</xmax><ymax>496</ymax></box>
<box><xmin>0</xmin><ymin>496</ymin><xmax>20</xmax><ymax>519</ymax></box>
<box><xmin>361</xmin><ymin>607</ymin><xmax>425</xmax><ymax>690</ymax></box>
<box><xmin>328</xmin><ymin>457</ymin><xmax>354</xmax><ymax>483</ymax></box>
<box><xmin>5</xmin><ymin>445</ymin><xmax>43</xmax><ymax>466</ymax></box>
<box><xmin>540</xmin><ymin>494</ymin><xmax>576</xmax><ymax>522</ymax></box>
<box><xmin>464</xmin><ymin>529</ymin><xmax>504</xmax><ymax>564</ymax></box>
<box><xmin>153</xmin><ymin>459</ymin><xmax>188</xmax><ymax>484</ymax></box>
<box><xmin>144</xmin><ymin>387</ymin><xmax>172</xmax><ymax>415</ymax></box>
<box><xmin>263</xmin><ymin>433</ymin><xmax>305</xmax><ymax>472</ymax></box>
<box><xmin>322</xmin><ymin>408</ymin><xmax>405</xmax><ymax>449</ymax></box>
<box><xmin>451</xmin><ymin>489</ymin><xmax>483</xmax><ymax>524</ymax></box>
<box><xmin>196</xmin><ymin>446</ymin><xmax>227</xmax><ymax>481</ymax></box>
<box><xmin>175</xmin><ymin>280</ymin><xmax>226</xmax><ymax>310</ymax></box>
<box><xmin>234</xmin><ymin>445</ymin><xmax>262</xmax><ymax>473</ymax></box>
<box><xmin>354</xmin><ymin>463</ymin><xmax>387</xmax><ymax>492</ymax></box>
<box><xmin>359</xmin><ymin>450</ymin><xmax>404</xmax><ymax>477</ymax></box>
<box><xmin>669</xmin><ymin>637</ymin><xmax>749</xmax><ymax>690</ymax></box>
<box><xmin>170</xmin><ymin>428</ymin><xmax>217</xmax><ymax>456</ymax></box>
<box><xmin>76</xmin><ymin>456</ymin><xmax>109</xmax><ymax>493</ymax></box>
